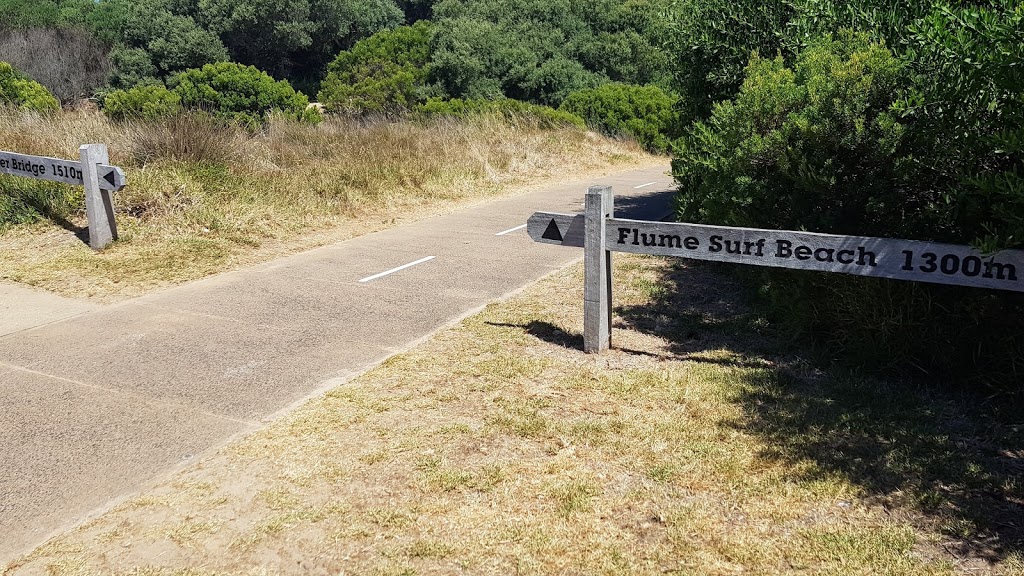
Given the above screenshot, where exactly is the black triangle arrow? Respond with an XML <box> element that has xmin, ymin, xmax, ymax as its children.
<box><xmin>103</xmin><ymin>170</ymin><xmax>117</xmax><ymax>187</ymax></box>
<box><xmin>541</xmin><ymin>219</ymin><xmax>563</xmax><ymax>242</ymax></box>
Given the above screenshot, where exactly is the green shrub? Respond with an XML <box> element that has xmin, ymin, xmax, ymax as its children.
<box><xmin>673</xmin><ymin>33</ymin><xmax>911</xmax><ymax>237</ymax></box>
<box><xmin>108</xmin><ymin>46</ymin><xmax>160</xmax><ymax>89</ymax></box>
<box><xmin>561</xmin><ymin>83</ymin><xmax>679</xmax><ymax>152</ymax></box>
<box><xmin>88</xmin><ymin>0</ymin><xmax>230</xmax><ymax>87</ymax></box>
<box><xmin>417</xmin><ymin>97</ymin><xmax>584</xmax><ymax>129</ymax></box>
<box><xmin>103</xmin><ymin>84</ymin><xmax>183</xmax><ymax>121</ymax></box>
<box><xmin>318</xmin><ymin>21</ymin><xmax>434</xmax><ymax>115</ymax></box>
<box><xmin>660</xmin><ymin>0</ymin><xmax>793</xmax><ymax>119</ymax></box>
<box><xmin>673</xmin><ymin>32</ymin><xmax>1024</xmax><ymax>396</ymax></box>
<box><xmin>895</xmin><ymin>1</ymin><xmax>1024</xmax><ymax>253</ymax></box>
<box><xmin>0</xmin><ymin>61</ymin><xmax>60</xmax><ymax>113</ymax></box>
<box><xmin>429</xmin><ymin>0</ymin><xmax>671</xmax><ymax>106</ymax></box>
<box><xmin>168</xmin><ymin>62</ymin><xmax>318</xmax><ymax>127</ymax></box>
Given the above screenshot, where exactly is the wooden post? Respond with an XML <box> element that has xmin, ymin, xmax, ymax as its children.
<box><xmin>584</xmin><ymin>185</ymin><xmax>613</xmax><ymax>353</ymax></box>
<box><xmin>79</xmin><ymin>143</ymin><xmax>117</xmax><ymax>250</ymax></box>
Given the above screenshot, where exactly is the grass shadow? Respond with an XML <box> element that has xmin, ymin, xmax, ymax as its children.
<box><xmin>617</xmin><ymin>257</ymin><xmax>1024</xmax><ymax>564</ymax></box>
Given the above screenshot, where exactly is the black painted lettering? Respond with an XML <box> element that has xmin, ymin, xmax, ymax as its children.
<box><xmin>641</xmin><ymin>233</ymin><xmax>658</xmax><ymax>247</ymax></box>
<box><xmin>839</xmin><ymin>250</ymin><xmax>856</xmax><ymax>265</ymax></box>
<box><xmin>754</xmin><ymin>238</ymin><xmax>766</xmax><ymax>257</ymax></box>
<box><xmin>984</xmin><ymin>260</ymin><xmax>1018</xmax><ymax>281</ymax></box>
<box><xmin>795</xmin><ymin>246</ymin><xmax>812</xmax><ymax>260</ymax></box>
<box><xmin>962</xmin><ymin>256</ymin><xmax>982</xmax><ymax>277</ymax></box>
<box><xmin>940</xmin><ymin>254</ymin><xmax>960</xmax><ymax>275</ymax></box>
<box><xmin>725</xmin><ymin>239</ymin><xmax>743</xmax><ymax>254</ymax></box>
<box><xmin>632</xmin><ymin>229</ymin><xmax>640</xmax><ymax>246</ymax></box>
<box><xmin>743</xmin><ymin>241</ymin><xmax>759</xmax><ymax>256</ymax></box>
<box><xmin>617</xmin><ymin>228</ymin><xmax>630</xmax><ymax>244</ymax></box>
<box><xmin>659</xmin><ymin>234</ymin><xmax>682</xmax><ymax>248</ymax></box>
<box><xmin>901</xmin><ymin>250</ymin><xmax>914</xmax><ymax>271</ymax></box>
<box><xmin>684</xmin><ymin>236</ymin><xmax>699</xmax><ymax>250</ymax></box>
<box><xmin>814</xmin><ymin>248</ymin><xmax>835</xmax><ymax>263</ymax></box>
<box><xmin>709</xmin><ymin>235</ymin><xmax>724</xmax><ymax>253</ymax></box>
<box><xmin>775</xmin><ymin>239</ymin><xmax>792</xmax><ymax>258</ymax></box>
<box><xmin>857</xmin><ymin>246</ymin><xmax>878</xmax><ymax>267</ymax></box>
<box><xmin>920</xmin><ymin>252</ymin><xmax>937</xmax><ymax>273</ymax></box>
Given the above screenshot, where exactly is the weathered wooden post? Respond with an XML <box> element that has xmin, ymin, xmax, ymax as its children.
<box><xmin>584</xmin><ymin>185</ymin><xmax>613</xmax><ymax>353</ymax></box>
<box><xmin>79</xmin><ymin>143</ymin><xmax>118</xmax><ymax>250</ymax></box>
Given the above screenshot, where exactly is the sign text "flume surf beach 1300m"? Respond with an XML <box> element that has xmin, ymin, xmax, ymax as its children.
<box><xmin>528</xmin><ymin>186</ymin><xmax>1024</xmax><ymax>353</ymax></box>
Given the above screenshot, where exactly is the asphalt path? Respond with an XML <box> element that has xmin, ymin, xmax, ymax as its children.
<box><xmin>0</xmin><ymin>165</ymin><xmax>675</xmax><ymax>562</ymax></box>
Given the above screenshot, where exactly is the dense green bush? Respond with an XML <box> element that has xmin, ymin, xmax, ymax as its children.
<box><xmin>660</xmin><ymin>0</ymin><xmax>941</xmax><ymax>119</ymax></box>
<box><xmin>429</xmin><ymin>0</ymin><xmax>671</xmax><ymax>106</ymax></box>
<box><xmin>673</xmin><ymin>30</ymin><xmax>1024</xmax><ymax>395</ymax></box>
<box><xmin>896</xmin><ymin>1</ymin><xmax>1024</xmax><ymax>253</ymax></box>
<box><xmin>0</xmin><ymin>62</ymin><xmax>60</xmax><ymax>112</ymax></box>
<box><xmin>417</xmin><ymin>97</ymin><xmax>584</xmax><ymax>129</ymax></box>
<box><xmin>0</xmin><ymin>0</ymin><xmax>94</xmax><ymax>29</ymax></box>
<box><xmin>168</xmin><ymin>62</ymin><xmax>319</xmax><ymax>126</ymax></box>
<box><xmin>561</xmin><ymin>83</ymin><xmax>679</xmax><ymax>152</ymax></box>
<box><xmin>103</xmin><ymin>84</ymin><xmax>183</xmax><ymax>120</ymax></box>
<box><xmin>195</xmin><ymin>0</ymin><xmax>403</xmax><ymax>87</ymax></box>
<box><xmin>661</xmin><ymin>0</ymin><xmax>792</xmax><ymax>119</ymax></box>
<box><xmin>90</xmin><ymin>0</ymin><xmax>230</xmax><ymax>88</ymax></box>
<box><xmin>674</xmin><ymin>34</ymin><xmax>912</xmax><ymax>236</ymax></box>
<box><xmin>318</xmin><ymin>21</ymin><xmax>434</xmax><ymax>114</ymax></box>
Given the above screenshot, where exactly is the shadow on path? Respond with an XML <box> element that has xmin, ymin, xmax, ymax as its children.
<box><xmin>613</xmin><ymin>259</ymin><xmax>1024</xmax><ymax>564</ymax></box>
<box><xmin>614</xmin><ymin>188</ymin><xmax>675</xmax><ymax>221</ymax></box>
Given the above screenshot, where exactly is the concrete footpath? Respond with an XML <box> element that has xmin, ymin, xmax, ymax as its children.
<box><xmin>0</xmin><ymin>165</ymin><xmax>675</xmax><ymax>563</ymax></box>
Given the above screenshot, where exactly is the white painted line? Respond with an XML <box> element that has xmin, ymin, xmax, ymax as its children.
<box><xmin>495</xmin><ymin>224</ymin><xmax>527</xmax><ymax>236</ymax></box>
<box><xmin>633</xmin><ymin>181</ymin><xmax>658</xmax><ymax>189</ymax></box>
<box><xmin>358</xmin><ymin>256</ymin><xmax>436</xmax><ymax>283</ymax></box>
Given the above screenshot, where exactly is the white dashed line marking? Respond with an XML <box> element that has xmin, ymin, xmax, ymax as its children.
<box><xmin>495</xmin><ymin>224</ymin><xmax>527</xmax><ymax>236</ymax></box>
<box><xmin>634</xmin><ymin>181</ymin><xmax>658</xmax><ymax>189</ymax></box>
<box><xmin>358</xmin><ymin>256</ymin><xmax>436</xmax><ymax>283</ymax></box>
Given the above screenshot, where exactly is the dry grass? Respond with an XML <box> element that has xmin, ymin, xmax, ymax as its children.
<box><xmin>0</xmin><ymin>109</ymin><xmax>655</xmax><ymax>300</ymax></box>
<box><xmin>7</xmin><ymin>255</ymin><xmax>1020</xmax><ymax>575</ymax></box>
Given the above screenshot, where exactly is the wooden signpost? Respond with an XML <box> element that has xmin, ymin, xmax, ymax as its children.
<box><xmin>528</xmin><ymin>186</ymin><xmax>1024</xmax><ymax>353</ymax></box>
<box><xmin>0</xmin><ymin>145</ymin><xmax>126</xmax><ymax>249</ymax></box>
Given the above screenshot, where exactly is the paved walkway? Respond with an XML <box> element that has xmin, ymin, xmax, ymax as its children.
<box><xmin>0</xmin><ymin>283</ymin><xmax>99</xmax><ymax>338</ymax></box>
<box><xmin>0</xmin><ymin>165</ymin><xmax>675</xmax><ymax>562</ymax></box>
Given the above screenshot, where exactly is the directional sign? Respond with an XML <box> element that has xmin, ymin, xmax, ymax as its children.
<box><xmin>527</xmin><ymin>212</ymin><xmax>585</xmax><ymax>247</ymax></box>
<box><xmin>0</xmin><ymin>150</ymin><xmax>126</xmax><ymax>191</ymax></box>
<box><xmin>529</xmin><ymin>187</ymin><xmax>1024</xmax><ymax>354</ymax></box>
<box><xmin>528</xmin><ymin>209</ymin><xmax>1024</xmax><ymax>293</ymax></box>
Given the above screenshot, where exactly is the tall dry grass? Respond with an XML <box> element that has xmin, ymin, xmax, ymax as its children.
<box><xmin>0</xmin><ymin>109</ymin><xmax>656</xmax><ymax>299</ymax></box>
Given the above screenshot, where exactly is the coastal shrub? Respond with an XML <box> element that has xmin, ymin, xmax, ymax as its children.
<box><xmin>673</xmin><ymin>32</ymin><xmax>1024</xmax><ymax>396</ymax></box>
<box><xmin>168</xmin><ymin>62</ymin><xmax>319</xmax><ymax>127</ymax></box>
<box><xmin>0</xmin><ymin>61</ymin><xmax>60</xmax><ymax>113</ymax></box>
<box><xmin>318</xmin><ymin>21</ymin><xmax>434</xmax><ymax>115</ymax></box>
<box><xmin>561</xmin><ymin>83</ymin><xmax>679</xmax><ymax>152</ymax></box>
<box><xmin>673</xmin><ymin>33</ymin><xmax>911</xmax><ymax>237</ymax></box>
<box><xmin>0</xmin><ymin>28</ymin><xmax>111</xmax><ymax>102</ymax></box>
<box><xmin>103</xmin><ymin>84</ymin><xmax>183</xmax><ymax>120</ymax></box>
